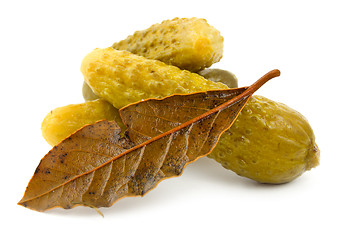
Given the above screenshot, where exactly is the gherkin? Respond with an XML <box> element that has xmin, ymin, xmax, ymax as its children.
<box><xmin>82</xmin><ymin>81</ymin><xmax>99</xmax><ymax>101</ymax></box>
<box><xmin>82</xmin><ymin>68</ymin><xmax>237</xmax><ymax>102</ymax></box>
<box><xmin>208</xmin><ymin>96</ymin><xmax>319</xmax><ymax>184</ymax></box>
<box><xmin>198</xmin><ymin>68</ymin><xmax>238</xmax><ymax>88</ymax></box>
<box><xmin>81</xmin><ymin>47</ymin><xmax>226</xmax><ymax>109</ymax></box>
<box><xmin>41</xmin><ymin>99</ymin><xmax>124</xmax><ymax>146</ymax></box>
<box><xmin>112</xmin><ymin>17</ymin><xmax>224</xmax><ymax>72</ymax></box>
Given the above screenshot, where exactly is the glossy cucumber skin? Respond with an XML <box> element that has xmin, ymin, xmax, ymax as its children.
<box><xmin>198</xmin><ymin>68</ymin><xmax>238</xmax><ymax>88</ymax></box>
<box><xmin>41</xmin><ymin>99</ymin><xmax>124</xmax><ymax>146</ymax></box>
<box><xmin>82</xmin><ymin>81</ymin><xmax>99</xmax><ymax>101</ymax></box>
<box><xmin>209</xmin><ymin>95</ymin><xmax>319</xmax><ymax>183</ymax></box>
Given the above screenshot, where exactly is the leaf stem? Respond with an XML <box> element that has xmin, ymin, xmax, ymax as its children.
<box><xmin>246</xmin><ymin>69</ymin><xmax>280</xmax><ymax>96</ymax></box>
<box><xmin>222</xmin><ymin>69</ymin><xmax>281</xmax><ymax>108</ymax></box>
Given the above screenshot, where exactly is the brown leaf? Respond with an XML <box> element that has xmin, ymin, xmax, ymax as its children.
<box><xmin>18</xmin><ymin>70</ymin><xmax>280</xmax><ymax>212</ymax></box>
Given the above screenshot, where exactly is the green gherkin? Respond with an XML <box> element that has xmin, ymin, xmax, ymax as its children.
<box><xmin>198</xmin><ymin>68</ymin><xmax>238</xmax><ymax>88</ymax></box>
<box><xmin>209</xmin><ymin>95</ymin><xmax>319</xmax><ymax>183</ymax></box>
<box><xmin>82</xmin><ymin>81</ymin><xmax>99</xmax><ymax>101</ymax></box>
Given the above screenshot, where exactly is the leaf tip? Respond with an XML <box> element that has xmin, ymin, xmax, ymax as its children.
<box><xmin>17</xmin><ymin>199</ymin><xmax>26</xmax><ymax>208</ymax></box>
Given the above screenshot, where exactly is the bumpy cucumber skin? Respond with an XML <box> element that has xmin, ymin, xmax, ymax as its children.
<box><xmin>81</xmin><ymin>47</ymin><xmax>226</xmax><ymax>109</ymax></box>
<box><xmin>112</xmin><ymin>17</ymin><xmax>223</xmax><ymax>72</ymax></box>
<box><xmin>209</xmin><ymin>95</ymin><xmax>319</xmax><ymax>184</ymax></box>
<box><xmin>81</xmin><ymin>68</ymin><xmax>238</xmax><ymax>101</ymax></box>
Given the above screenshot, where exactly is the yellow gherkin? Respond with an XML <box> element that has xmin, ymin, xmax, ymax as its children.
<box><xmin>41</xmin><ymin>99</ymin><xmax>124</xmax><ymax>146</ymax></box>
<box><xmin>81</xmin><ymin>47</ymin><xmax>227</xmax><ymax>109</ymax></box>
<box><xmin>112</xmin><ymin>17</ymin><xmax>224</xmax><ymax>72</ymax></box>
<box><xmin>82</xmin><ymin>68</ymin><xmax>238</xmax><ymax>101</ymax></box>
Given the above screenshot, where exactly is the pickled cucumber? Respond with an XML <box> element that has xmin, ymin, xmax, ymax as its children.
<box><xmin>82</xmin><ymin>81</ymin><xmax>99</xmax><ymax>101</ymax></box>
<box><xmin>81</xmin><ymin>47</ymin><xmax>227</xmax><ymax>109</ymax></box>
<box><xmin>82</xmin><ymin>68</ymin><xmax>237</xmax><ymax>101</ymax></box>
<box><xmin>198</xmin><ymin>68</ymin><xmax>238</xmax><ymax>88</ymax></box>
<box><xmin>41</xmin><ymin>99</ymin><xmax>124</xmax><ymax>146</ymax></box>
<box><xmin>112</xmin><ymin>17</ymin><xmax>224</xmax><ymax>72</ymax></box>
<box><xmin>208</xmin><ymin>96</ymin><xmax>319</xmax><ymax>184</ymax></box>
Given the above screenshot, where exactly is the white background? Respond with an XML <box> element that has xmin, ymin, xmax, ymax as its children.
<box><xmin>1</xmin><ymin>0</ymin><xmax>339</xmax><ymax>239</ymax></box>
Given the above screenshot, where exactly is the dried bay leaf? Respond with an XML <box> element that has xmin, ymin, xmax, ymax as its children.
<box><xmin>18</xmin><ymin>70</ymin><xmax>280</xmax><ymax>212</ymax></box>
